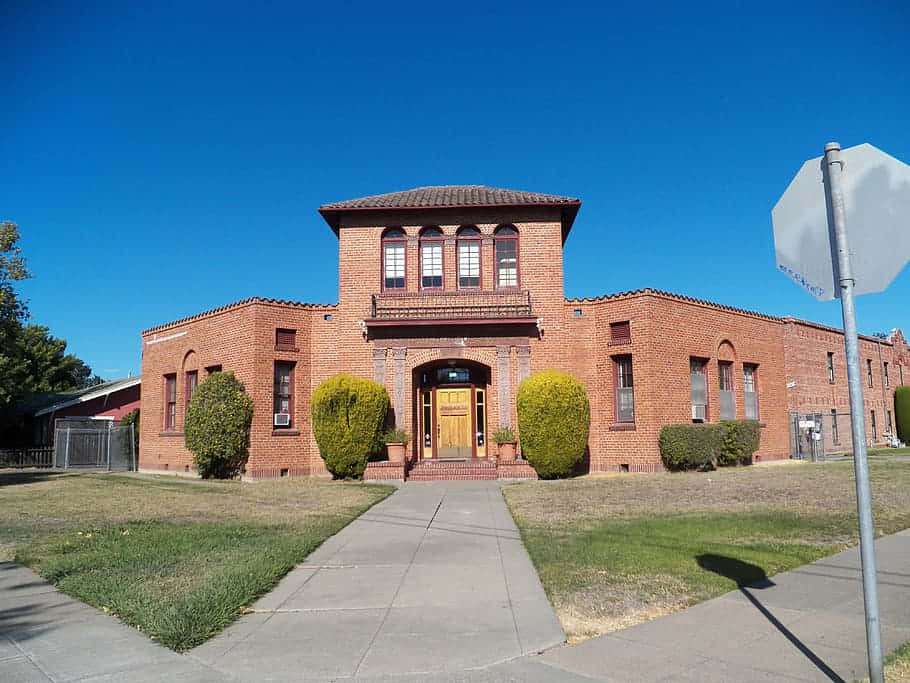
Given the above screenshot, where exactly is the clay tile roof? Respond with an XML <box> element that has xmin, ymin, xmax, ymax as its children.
<box><xmin>318</xmin><ymin>185</ymin><xmax>582</xmax><ymax>240</ymax></box>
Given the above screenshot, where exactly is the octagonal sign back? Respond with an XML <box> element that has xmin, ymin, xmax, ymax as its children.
<box><xmin>772</xmin><ymin>143</ymin><xmax>910</xmax><ymax>301</ymax></box>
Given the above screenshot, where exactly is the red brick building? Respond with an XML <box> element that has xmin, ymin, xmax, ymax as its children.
<box><xmin>138</xmin><ymin>186</ymin><xmax>909</xmax><ymax>479</ymax></box>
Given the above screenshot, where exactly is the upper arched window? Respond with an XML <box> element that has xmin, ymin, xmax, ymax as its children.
<box><xmin>419</xmin><ymin>227</ymin><xmax>444</xmax><ymax>290</ymax></box>
<box><xmin>382</xmin><ymin>228</ymin><xmax>406</xmax><ymax>290</ymax></box>
<box><xmin>456</xmin><ymin>226</ymin><xmax>481</xmax><ymax>289</ymax></box>
<box><xmin>494</xmin><ymin>225</ymin><xmax>519</xmax><ymax>289</ymax></box>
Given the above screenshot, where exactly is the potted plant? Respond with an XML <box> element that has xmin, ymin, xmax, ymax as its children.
<box><xmin>493</xmin><ymin>427</ymin><xmax>518</xmax><ymax>461</ymax></box>
<box><xmin>382</xmin><ymin>428</ymin><xmax>410</xmax><ymax>464</ymax></box>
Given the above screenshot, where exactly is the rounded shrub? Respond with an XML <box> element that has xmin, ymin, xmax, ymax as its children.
<box><xmin>896</xmin><ymin>386</ymin><xmax>910</xmax><ymax>443</ymax></box>
<box><xmin>184</xmin><ymin>372</ymin><xmax>254</xmax><ymax>479</ymax></box>
<box><xmin>659</xmin><ymin>423</ymin><xmax>722</xmax><ymax>471</ymax></box>
<box><xmin>718</xmin><ymin>419</ymin><xmax>761</xmax><ymax>466</ymax></box>
<box><xmin>311</xmin><ymin>374</ymin><xmax>390</xmax><ymax>479</ymax></box>
<box><xmin>516</xmin><ymin>369</ymin><xmax>590</xmax><ymax>479</ymax></box>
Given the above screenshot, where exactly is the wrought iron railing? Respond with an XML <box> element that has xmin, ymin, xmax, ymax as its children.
<box><xmin>371</xmin><ymin>289</ymin><xmax>533</xmax><ymax>321</ymax></box>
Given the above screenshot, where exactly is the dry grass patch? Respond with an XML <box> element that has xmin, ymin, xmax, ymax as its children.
<box><xmin>504</xmin><ymin>460</ymin><xmax>910</xmax><ymax>643</ymax></box>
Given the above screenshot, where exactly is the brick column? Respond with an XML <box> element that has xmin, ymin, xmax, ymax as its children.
<box><xmin>516</xmin><ymin>345</ymin><xmax>531</xmax><ymax>383</ymax></box>
<box><xmin>497</xmin><ymin>345</ymin><xmax>511</xmax><ymax>428</ymax></box>
<box><xmin>372</xmin><ymin>348</ymin><xmax>387</xmax><ymax>385</ymax></box>
<box><xmin>392</xmin><ymin>347</ymin><xmax>407</xmax><ymax>427</ymax></box>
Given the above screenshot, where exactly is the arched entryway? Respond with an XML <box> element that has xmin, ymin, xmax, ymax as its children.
<box><xmin>414</xmin><ymin>360</ymin><xmax>490</xmax><ymax>460</ymax></box>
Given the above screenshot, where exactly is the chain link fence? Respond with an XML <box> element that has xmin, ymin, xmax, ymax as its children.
<box><xmin>789</xmin><ymin>410</ymin><xmax>904</xmax><ymax>461</ymax></box>
<box><xmin>53</xmin><ymin>421</ymin><xmax>136</xmax><ymax>471</ymax></box>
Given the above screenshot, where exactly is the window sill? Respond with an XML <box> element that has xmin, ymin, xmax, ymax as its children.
<box><xmin>275</xmin><ymin>346</ymin><xmax>299</xmax><ymax>353</ymax></box>
<box><xmin>272</xmin><ymin>429</ymin><xmax>300</xmax><ymax>437</ymax></box>
<box><xmin>609</xmin><ymin>423</ymin><xmax>636</xmax><ymax>431</ymax></box>
<box><xmin>608</xmin><ymin>339</ymin><xmax>632</xmax><ymax>346</ymax></box>
<box><xmin>159</xmin><ymin>431</ymin><xmax>184</xmax><ymax>437</ymax></box>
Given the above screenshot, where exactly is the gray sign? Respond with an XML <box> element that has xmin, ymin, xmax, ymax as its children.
<box><xmin>772</xmin><ymin>143</ymin><xmax>910</xmax><ymax>301</ymax></box>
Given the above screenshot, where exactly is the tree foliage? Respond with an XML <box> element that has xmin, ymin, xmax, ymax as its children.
<box><xmin>516</xmin><ymin>370</ymin><xmax>590</xmax><ymax>479</ymax></box>
<box><xmin>311</xmin><ymin>374</ymin><xmax>389</xmax><ymax>479</ymax></box>
<box><xmin>896</xmin><ymin>386</ymin><xmax>910</xmax><ymax>444</ymax></box>
<box><xmin>184</xmin><ymin>372</ymin><xmax>254</xmax><ymax>478</ymax></box>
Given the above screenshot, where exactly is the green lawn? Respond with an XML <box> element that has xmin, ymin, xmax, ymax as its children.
<box><xmin>0</xmin><ymin>472</ymin><xmax>393</xmax><ymax>650</ymax></box>
<box><xmin>504</xmin><ymin>460</ymin><xmax>910</xmax><ymax>643</ymax></box>
<box><xmin>884</xmin><ymin>641</ymin><xmax>910</xmax><ymax>682</ymax></box>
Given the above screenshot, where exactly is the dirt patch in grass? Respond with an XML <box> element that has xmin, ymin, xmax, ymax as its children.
<box><xmin>0</xmin><ymin>472</ymin><xmax>393</xmax><ymax>649</ymax></box>
<box><xmin>504</xmin><ymin>460</ymin><xmax>910</xmax><ymax>643</ymax></box>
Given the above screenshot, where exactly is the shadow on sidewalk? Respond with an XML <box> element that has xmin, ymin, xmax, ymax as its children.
<box><xmin>696</xmin><ymin>554</ymin><xmax>845</xmax><ymax>683</ymax></box>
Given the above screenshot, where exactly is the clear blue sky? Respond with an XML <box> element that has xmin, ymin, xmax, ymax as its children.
<box><xmin>3</xmin><ymin>1</ymin><xmax>909</xmax><ymax>379</ymax></box>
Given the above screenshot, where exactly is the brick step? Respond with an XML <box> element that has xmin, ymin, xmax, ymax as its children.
<box><xmin>407</xmin><ymin>459</ymin><xmax>498</xmax><ymax>481</ymax></box>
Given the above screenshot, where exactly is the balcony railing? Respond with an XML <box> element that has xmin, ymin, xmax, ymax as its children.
<box><xmin>370</xmin><ymin>289</ymin><xmax>534</xmax><ymax>322</ymax></box>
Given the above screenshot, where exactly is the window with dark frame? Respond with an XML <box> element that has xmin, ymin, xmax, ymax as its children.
<box><xmin>743</xmin><ymin>364</ymin><xmax>758</xmax><ymax>420</ymax></box>
<box><xmin>719</xmin><ymin>361</ymin><xmax>735</xmax><ymax>420</ymax></box>
<box><xmin>901</xmin><ymin>364</ymin><xmax>905</xmax><ymax>385</ymax></box>
<box><xmin>275</xmin><ymin>328</ymin><xmax>297</xmax><ymax>351</ymax></box>
<box><xmin>494</xmin><ymin>225</ymin><xmax>518</xmax><ymax>288</ymax></box>
<box><xmin>871</xmin><ymin>409</ymin><xmax>877</xmax><ymax>440</ymax></box>
<box><xmin>831</xmin><ymin>409</ymin><xmax>839</xmax><ymax>444</ymax></box>
<box><xmin>827</xmin><ymin>352</ymin><xmax>835</xmax><ymax>383</ymax></box>
<box><xmin>867</xmin><ymin>359</ymin><xmax>873</xmax><ymax>387</ymax></box>
<box><xmin>205</xmin><ymin>364</ymin><xmax>222</xmax><ymax>375</ymax></box>
<box><xmin>382</xmin><ymin>228</ymin><xmax>406</xmax><ymax>290</ymax></box>
<box><xmin>887</xmin><ymin>409</ymin><xmax>893</xmax><ymax>435</ymax></box>
<box><xmin>419</xmin><ymin>227</ymin><xmax>443</xmax><ymax>289</ymax></box>
<box><xmin>884</xmin><ymin>362</ymin><xmax>889</xmax><ymax>387</ymax></box>
<box><xmin>185</xmin><ymin>370</ymin><xmax>198</xmax><ymax>415</ymax></box>
<box><xmin>614</xmin><ymin>355</ymin><xmax>634</xmax><ymax>422</ymax></box>
<box><xmin>273</xmin><ymin>362</ymin><xmax>294</xmax><ymax>428</ymax></box>
<box><xmin>690</xmin><ymin>358</ymin><xmax>708</xmax><ymax>422</ymax></box>
<box><xmin>164</xmin><ymin>374</ymin><xmax>177</xmax><ymax>430</ymax></box>
<box><xmin>610</xmin><ymin>321</ymin><xmax>631</xmax><ymax>345</ymax></box>
<box><xmin>456</xmin><ymin>226</ymin><xmax>481</xmax><ymax>288</ymax></box>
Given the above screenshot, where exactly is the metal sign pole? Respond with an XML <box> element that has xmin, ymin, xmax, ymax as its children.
<box><xmin>823</xmin><ymin>141</ymin><xmax>884</xmax><ymax>683</ymax></box>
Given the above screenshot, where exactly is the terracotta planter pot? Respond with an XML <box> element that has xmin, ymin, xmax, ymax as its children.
<box><xmin>386</xmin><ymin>443</ymin><xmax>407</xmax><ymax>464</ymax></box>
<box><xmin>497</xmin><ymin>441</ymin><xmax>518</xmax><ymax>461</ymax></box>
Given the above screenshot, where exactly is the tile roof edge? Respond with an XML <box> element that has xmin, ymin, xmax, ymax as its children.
<box><xmin>564</xmin><ymin>288</ymin><xmax>782</xmax><ymax>321</ymax></box>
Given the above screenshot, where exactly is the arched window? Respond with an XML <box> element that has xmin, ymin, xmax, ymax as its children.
<box><xmin>382</xmin><ymin>228</ymin><xmax>406</xmax><ymax>290</ymax></box>
<box><xmin>456</xmin><ymin>226</ymin><xmax>481</xmax><ymax>289</ymax></box>
<box><xmin>494</xmin><ymin>225</ymin><xmax>519</xmax><ymax>288</ymax></box>
<box><xmin>419</xmin><ymin>227</ymin><xmax>444</xmax><ymax>289</ymax></box>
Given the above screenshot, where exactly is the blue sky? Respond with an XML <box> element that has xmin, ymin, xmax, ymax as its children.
<box><xmin>3</xmin><ymin>1</ymin><xmax>909</xmax><ymax>379</ymax></box>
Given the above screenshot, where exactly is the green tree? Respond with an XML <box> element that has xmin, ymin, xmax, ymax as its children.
<box><xmin>184</xmin><ymin>372</ymin><xmax>254</xmax><ymax>478</ymax></box>
<box><xmin>0</xmin><ymin>221</ymin><xmax>31</xmax><ymax>409</ymax></box>
<box><xmin>14</xmin><ymin>324</ymin><xmax>97</xmax><ymax>393</ymax></box>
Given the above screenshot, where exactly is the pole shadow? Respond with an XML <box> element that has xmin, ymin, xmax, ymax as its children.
<box><xmin>696</xmin><ymin>554</ymin><xmax>844</xmax><ymax>683</ymax></box>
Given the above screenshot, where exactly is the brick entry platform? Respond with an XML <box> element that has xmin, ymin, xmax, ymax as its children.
<box><xmin>363</xmin><ymin>458</ymin><xmax>538</xmax><ymax>481</ymax></box>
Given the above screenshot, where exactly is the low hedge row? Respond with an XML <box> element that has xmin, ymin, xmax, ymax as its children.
<box><xmin>659</xmin><ymin>420</ymin><xmax>760</xmax><ymax>471</ymax></box>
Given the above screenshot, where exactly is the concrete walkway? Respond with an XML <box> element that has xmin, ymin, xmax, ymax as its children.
<box><xmin>193</xmin><ymin>481</ymin><xmax>565</xmax><ymax>680</ymax></box>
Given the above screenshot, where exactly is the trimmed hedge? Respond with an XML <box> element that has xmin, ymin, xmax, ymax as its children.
<box><xmin>184</xmin><ymin>372</ymin><xmax>254</xmax><ymax>479</ymax></box>
<box><xmin>896</xmin><ymin>386</ymin><xmax>910</xmax><ymax>443</ymax></box>
<box><xmin>311</xmin><ymin>374</ymin><xmax>390</xmax><ymax>479</ymax></box>
<box><xmin>659</xmin><ymin>420</ymin><xmax>760</xmax><ymax>471</ymax></box>
<box><xmin>516</xmin><ymin>370</ymin><xmax>590</xmax><ymax>479</ymax></box>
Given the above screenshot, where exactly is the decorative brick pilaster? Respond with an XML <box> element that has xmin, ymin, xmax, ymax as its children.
<box><xmin>392</xmin><ymin>347</ymin><xmax>407</xmax><ymax>427</ymax></box>
<box><xmin>373</xmin><ymin>348</ymin><xmax>387</xmax><ymax>385</ymax></box>
<box><xmin>497</xmin><ymin>346</ymin><xmax>511</xmax><ymax>428</ymax></box>
<box><xmin>516</xmin><ymin>345</ymin><xmax>531</xmax><ymax>383</ymax></box>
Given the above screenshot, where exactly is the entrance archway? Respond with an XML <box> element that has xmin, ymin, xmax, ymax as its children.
<box><xmin>414</xmin><ymin>360</ymin><xmax>490</xmax><ymax>460</ymax></box>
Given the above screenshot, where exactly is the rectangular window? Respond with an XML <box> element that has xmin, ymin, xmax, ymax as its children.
<box><xmin>273</xmin><ymin>362</ymin><xmax>294</xmax><ymax>428</ymax></box>
<box><xmin>475</xmin><ymin>389</ymin><xmax>485</xmax><ymax>447</ymax></box>
<box><xmin>614</xmin><ymin>355</ymin><xmax>634</xmax><ymax>422</ymax></box>
<box><xmin>867</xmin><ymin>359</ymin><xmax>874</xmax><ymax>387</ymax></box>
<box><xmin>185</xmin><ymin>371</ymin><xmax>198</xmax><ymax>414</ymax></box>
<box><xmin>164</xmin><ymin>374</ymin><xmax>177</xmax><ymax>430</ymax></box>
<box><xmin>457</xmin><ymin>241</ymin><xmax>480</xmax><ymax>288</ymax></box>
<box><xmin>609</xmin><ymin>321</ymin><xmax>631</xmax><ymax>345</ymax></box>
<box><xmin>495</xmin><ymin>239</ymin><xmax>517</xmax><ymax>288</ymax></box>
<box><xmin>901</xmin><ymin>365</ymin><xmax>905</xmax><ymax>385</ymax></box>
<box><xmin>205</xmin><ymin>364</ymin><xmax>222</xmax><ymax>375</ymax></box>
<box><xmin>743</xmin><ymin>364</ymin><xmax>758</xmax><ymax>420</ymax></box>
<box><xmin>690</xmin><ymin>358</ymin><xmax>708</xmax><ymax>422</ymax></box>
<box><xmin>421</xmin><ymin>242</ymin><xmax>443</xmax><ymax>289</ymax></box>
<box><xmin>884</xmin><ymin>362</ymin><xmax>889</xmax><ymax>387</ymax></box>
<box><xmin>275</xmin><ymin>328</ymin><xmax>296</xmax><ymax>351</ymax></box>
<box><xmin>718</xmin><ymin>361</ymin><xmax>734</xmax><ymax>420</ymax></box>
<box><xmin>887</xmin><ymin>410</ymin><xmax>893</xmax><ymax>435</ymax></box>
<box><xmin>831</xmin><ymin>409</ymin><xmax>839</xmax><ymax>444</ymax></box>
<box><xmin>871</xmin><ymin>409</ymin><xmax>877</xmax><ymax>440</ymax></box>
<box><xmin>827</xmin><ymin>352</ymin><xmax>835</xmax><ymax>383</ymax></box>
<box><xmin>422</xmin><ymin>391</ymin><xmax>432</xmax><ymax>450</ymax></box>
<box><xmin>384</xmin><ymin>243</ymin><xmax>405</xmax><ymax>289</ymax></box>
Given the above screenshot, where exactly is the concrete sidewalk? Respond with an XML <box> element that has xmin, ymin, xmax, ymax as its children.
<box><xmin>192</xmin><ymin>481</ymin><xmax>565</xmax><ymax>680</ymax></box>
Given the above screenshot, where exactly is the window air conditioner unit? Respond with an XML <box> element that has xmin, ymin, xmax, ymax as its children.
<box><xmin>274</xmin><ymin>413</ymin><xmax>291</xmax><ymax>427</ymax></box>
<box><xmin>692</xmin><ymin>405</ymin><xmax>706</xmax><ymax>422</ymax></box>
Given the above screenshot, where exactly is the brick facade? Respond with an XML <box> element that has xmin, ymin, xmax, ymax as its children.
<box><xmin>139</xmin><ymin>187</ymin><xmax>909</xmax><ymax>478</ymax></box>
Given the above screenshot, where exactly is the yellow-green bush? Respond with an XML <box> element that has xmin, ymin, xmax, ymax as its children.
<box><xmin>184</xmin><ymin>372</ymin><xmax>254</xmax><ymax>479</ymax></box>
<box><xmin>516</xmin><ymin>370</ymin><xmax>590</xmax><ymax>479</ymax></box>
<box><xmin>311</xmin><ymin>374</ymin><xmax>389</xmax><ymax>479</ymax></box>
<box><xmin>896</xmin><ymin>386</ymin><xmax>910</xmax><ymax>443</ymax></box>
